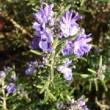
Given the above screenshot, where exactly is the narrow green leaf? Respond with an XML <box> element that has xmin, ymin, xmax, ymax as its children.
<box><xmin>55</xmin><ymin>43</ymin><xmax>66</xmax><ymax>55</ymax></box>
<box><xmin>94</xmin><ymin>79</ymin><xmax>98</xmax><ymax>91</ymax></box>
<box><xmin>89</xmin><ymin>81</ymin><xmax>92</xmax><ymax>91</ymax></box>
<box><xmin>99</xmin><ymin>55</ymin><xmax>102</xmax><ymax>67</ymax></box>
<box><xmin>60</xmin><ymin>34</ymin><xmax>77</xmax><ymax>42</ymax></box>
<box><xmin>65</xmin><ymin>4</ymin><xmax>72</xmax><ymax>11</ymax></box>
<box><xmin>60</xmin><ymin>54</ymin><xmax>76</xmax><ymax>60</ymax></box>
<box><xmin>80</xmin><ymin>74</ymin><xmax>90</xmax><ymax>78</ymax></box>
<box><xmin>53</xmin><ymin>37</ymin><xmax>59</xmax><ymax>49</ymax></box>
<box><xmin>34</xmin><ymin>85</ymin><xmax>42</xmax><ymax>89</ymax></box>
<box><xmin>74</xmin><ymin>73</ymin><xmax>90</xmax><ymax>78</ymax></box>
<box><xmin>30</xmin><ymin>50</ymin><xmax>43</xmax><ymax>55</ymax></box>
<box><xmin>88</xmin><ymin>68</ymin><xmax>97</xmax><ymax>74</ymax></box>
<box><xmin>44</xmin><ymin>90</ymin><xmax>49</xmax><ymax>102</ymax></box>
<box><xmin>80</xmin><ymin>0</ymin><xmax>85</xmax><ymax>6</ymax></box>
<box><xmin>101</xmin><ymin>80</ymin><xmax>108</xmax><ymax>91</ymax></box>
<box><xmin>47</xmin><ymin>89</ymin><xmax>56</xmax><ymax>100</ymax></box>
<box><xmin>40</xmin><ymin>81</ymin><xmax>50</xmax><ymax>94</ymax></box>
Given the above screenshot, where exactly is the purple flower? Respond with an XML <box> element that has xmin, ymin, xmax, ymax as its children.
<box><xmin>62</xmin><ymin>40</ymin><xmax>74</xmax><ymax>55</ymax></box>
<box><xmin>6</xmin><ymin>83</ymin><xmax>16</xmax><ymax>94</ymax></box>
<box><xmin>60</xmin><ymin>11</ymin><xmax>82</xmax><ymax>37</ymax></box>
<box><xmin>77</xmin><ymin>98</ymin><xmax>89</xmax><ymax>110</ymax></box>
<box><xmin>0</xmin><ymin>71</ymin><xmax>5</xmax><ymax>78</ymax></box>
<box><xmin>25</xmin><ymin>67</ymin><xmax>37</xmax><ymax>75</ymax></box>
<box><xmin>38</xmin><ymin>62</ymin><xmax>44</xmax><ymax>67</ymax></box>
<box><xmin>33</xmin><ymin>22</ymin><xmax>43</xmax><ymax>31</ymax></box>
<box><xmin>63</xmin><ymin>58</ymin><xmax>72</xmax><ymax>67</ymax></box>
<box><xmin>31</xmin><ymin>36</ymin><xmax>41</xmax><ymax>50</ymax></box>
<box><xmin>25</xmin><ymin>61</ymin><xmax>37</xmax><ymax>75</ymax></box>
<box><xmin>82</xmin><ymin>106</ymin><xmax>89</xmax><ymax>110</ymax></box>
<box><xmin>39</xmin><ymin>28</ymin><xmax>53</xmax><ymax>52</ymax></box>
<box><xmin>63</xmin><ymin>68</ymin><xmax>72</xmax><ymax>80</ymax></box>
<box><xmin>77</xmin><ymin>98</ymin><xmax>86</xmax><ymax>106</ymax></box>
<box><xmin>58</xmin><ymin>66</ymin><xmax>72</xmax><ymax>80</ymax></box>
<box><xmin>58</xmin><ymin>59</ymin><xmax>73</xmax><ymax>80</ymax></box>
<box><xmin>70</xmin><ymin>97</ymin><xmax>89</xmax><ymax>110</ymax></box>
<box><xmin>32</xmin><ymin>4</ymin><xmax>54</xmax><ymax>52</ymax></box>
<box><xmin>73</xmin><ymin>29</ymin><xmax>92</xmax><ymax>58</ymax></box>
<box><xmin>33</xmin><ymin>3</ymin><xmax>54</xmax><ymax>25</ymax></box>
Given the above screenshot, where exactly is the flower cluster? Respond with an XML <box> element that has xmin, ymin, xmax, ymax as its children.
<box><xmin>69</xmin><ymin>97</ymin><xmax>89</xmax><ymax>110</ymax></box>
<box><xmin>31</xmin><ymin>3</ymin><xmax>92</xmax><ymax>80</ymax></box>
<box><xmin>56</xmin><ymin>97</ymin><xmax>89</xmax><ymax>110</ymax></box>
<box><xmin>31</xmin><ymin>3</ymin><xmax>54</xmax><ymax>52</ymax></box>
<box><xmin>62</xmin><ymin>29</ymin><xmax>92</xmax><ymax>58</ymax></box>
<box><xmin>0</xmin><ymin>67</ymin><xmax>17</xmax><ymax>94</ymax></box>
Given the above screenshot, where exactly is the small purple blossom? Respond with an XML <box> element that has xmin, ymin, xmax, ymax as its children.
<box><xmin>38</xmin><ymin>62</ymin><xmax>44</xmax><ymax>67</ymax></box>
<box><xmin>62</xmin><ymin>40</ymin><xmax>74</xmax><ymax>55</ymax></box>
<box><xmin>58</xmin><ymin>59</ymin><xmax>73</xmax><ymax>80</ymax></box>
<box><xmin>34</xmin><ymin>3</ymin><xmax>54</xmax><ymax>25</ymax></box>
<box><xmin>77</xmin><ymin>98</ymin><xmax>86</xmax><ymax>106</ymax></box>
<box><xmin>60</xmin><ymin>11</ymin><xmax>82</xmax><ymax>38</ymax></box>
<box><xmin>31</xmin><ymin>36</ymin><xmax>41</xmax><ymax>50</ymax></box>
<box><xmin>25</xmin><ymin>61</ymin><xmax>37</xmax><ymax>75</ymax></box>
<box><xmin>39</xmin><ymin>28</ymin><xmax>53</xmax><ymax>52</ymax></box>
<box><xmin>63</xmin><ymin>68</ymin><xmax>72</xmax><ymax>80</ymax></box>
<box><xmin>73</xmin><ymin>29</ymin><xmax>92</xmax><ymax>58</ymax></box>
<box><xmin>6</xmin><ymin>83</ymin><xmax>16</xmax><ymax>94</ymax></box>
<box><xmin>70</xmin><ymin>97</ymin><xmax>89</xmax><ymax>110</ymax></box>
<box><xmin>0</xmin><ymin>71</ymin><xmax>5</xmax><ymax>78</ymax></box>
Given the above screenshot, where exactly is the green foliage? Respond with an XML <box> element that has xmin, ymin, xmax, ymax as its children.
<box><xmin>0</xmin><ymin>0</ymin><xmax>110</xmax><ymax>110</ymax></box>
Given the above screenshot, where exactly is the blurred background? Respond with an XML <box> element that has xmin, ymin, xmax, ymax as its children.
<box><xmin>0</xmin><ymin>0</ymin><xmax>110</xmax><ymax>110</ymax></box>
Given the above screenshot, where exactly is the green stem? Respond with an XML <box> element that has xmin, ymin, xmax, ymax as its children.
<box><xmin>2</xmin><ymin>79</ymin><xmax>7</xmax><ymax>110</ymax></box>
<box><xmin>50</xmin><ymin>57</ymin><xmax>54</xmax><ymax>83</ymax></box>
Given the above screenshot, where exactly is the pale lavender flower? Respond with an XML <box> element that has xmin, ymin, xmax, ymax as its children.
<box><xmin>0</xmin><ymin>71</ymin><xmax>5</xmax><ymax>78</ymax></box>
<box><xmin>69</xmin><ymin>97</ymin><xmax>89</xmax><ymax>110</ymax></box>
<box><xmin>63</xmin><ymin>68</ymin><xmax>72</xmax><ymax>80</ymax></box>
<box><xmin>63</xmin><ymin>58</ymin><xmax>72</xmax><ymax>67</ymax></box>
<box><xmin>33</xmin><ymin>3</ymin><xmax>54</xmax><ymax>26</ymax></box>
<box><xmin>58</xmin><ymin>59</ymin><xmax>73</xmax><ymax>80</ymax></box>
<box><xmin>60</xmin><ymin>11</ymin><xmax>82</xmax><ymax>38</ymax></box>
<box><xmin>58</xmin><ymin>65</ymin><xmax>72</xmax><ymax>80</ymax></box>
<box><xmin>25</xmin><ymin>61</ymin><xmax>37</xmax><ymax>75</ymax></box>
<box><xmin>6</xmin><ymin>83</ymin><xmax>16</xmax><ymax>94</ymax></box>
<box><xmin>56</xmin><ymin>97</ymin><xmax>89</xmax><ymax>110</ymax></box>
<box><xmin>77</xmin><ymin>98</ymin><xmax>86</xmax><ymax>106</ymax></box>
<box><xmin>33</xmin><ymin>22</ymin><xmax>43</xmax><ymax>31</ymax></box>
<box><xmin>62</xmin><ymin>40</ymin><xmax>74</xmax><ymax>55</ymax></box>
<box><xmin>82</xmin><ymin>106</ymin><xmax>89</xmax><ymax>110</ymax></box>
<box><xmin>73</xmin><ymin>29</ymin><xmax>92</xmax><ymax>58</ymax></box>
